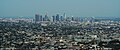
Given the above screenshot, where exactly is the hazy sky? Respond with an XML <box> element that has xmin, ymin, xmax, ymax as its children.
<box><xmin>0</xmin><ymin>0</ymin><xmax>120</xmax><ymax>17</ymax></box>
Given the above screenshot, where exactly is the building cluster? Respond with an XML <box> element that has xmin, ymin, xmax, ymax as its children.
<box><xmin>0</xmin><ymin>16</ymin><xmax>120</xmax><ymax>50</ymax></box>
<box><xmin>34</xmin><ymin>13</ymin><xmax>84</xmax><ymax>23</ymax></box>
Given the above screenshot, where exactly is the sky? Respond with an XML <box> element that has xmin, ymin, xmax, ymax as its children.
<box><xmin>0</xmin><ymin>0</ymin><xmax>120</xmax><ymax>17</ymax></box>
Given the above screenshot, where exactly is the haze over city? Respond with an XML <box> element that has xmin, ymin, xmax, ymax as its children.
<box><xmin>1</xmin><ymin>0</ymin><xmax>120</xmax><ymax>50</ymax></box>
<box><xmin>0</xmin><ymin>0</ymin><xmax>120</xmax><ymax>17</ymax></box>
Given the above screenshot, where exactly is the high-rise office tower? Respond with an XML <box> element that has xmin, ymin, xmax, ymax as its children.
<box><xmin>56</xmin><ymin>14</ymin><xmax>59</xmax><ymax>21</ymax></box>
<box><xmin>71</xmin><ymin>16</ymin><xmax>74</xmax><ymax>21</ymax></box>
<box><xmin>40</xmin><ymin>15</ymin><xmax>43</xmax><ymax>21</ymax></box>
<box><xmin>60</xmin><ymin>16</ymin><xmax>64</xmax><ymax>21</ymax></box>
<box><xmin>44</xmin><ymin>12</ymin><xmax>49</xmax><ymax>21</ymax></box>
<box><xmin>63</xmin><ymin>13</ymin><xmax>66</xmax><ymax>21</ymax></box>
<box><xmin>35</xmin><ymin>14</ymin><xmax>40</xmax><ymax>22</ymax></box>
<box><xmin>35</xmin><ymin>14</ymin><xmax>43</xmax><ymax>22</ymax></box>
<box><xmin>50</xmin><ymin>16</ymin><xmax>53</xmax><ymax>22</ymax></box>
<box><xmin>52</xmin><ymin>16</ymin><xmax>56</xmax><ymax>22</ymax></box>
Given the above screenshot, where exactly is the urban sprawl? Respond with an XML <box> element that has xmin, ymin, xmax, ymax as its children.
<box><xmin>0</xmin><ymin>13</ymin><xmax>120</xmax><ymax>50</ymax></box>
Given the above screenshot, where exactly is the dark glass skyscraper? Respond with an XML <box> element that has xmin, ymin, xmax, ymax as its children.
<box><xmin>56</xmin><ymin>14</ymin><xmax>59</xmax><ymax>21</ymax></box>
<box><xmin>40</xmin><ymin>15</ymin><xmax>43</xmax><ymax>21</ymax></box>
<box><xmin>52</xmin><ymin>16</ymin><xmax>56</xmax><ymax>22</ymax></box>
<box><xmin>60</xmin><ymin>16</ymin><xmax>64</xmax><ymax>21</ymax></box>
<box><xmin>35</xmin><ymin>14</ymin><xmax>42</xmax><ymax>22</ymax></box>
<box><xmin>35</xmin><ymin>14</ymin><xmax>40</xmax><ymax>22</ymax></box>
<box><xmin>72</xmin><ymin>16</ymin><xmax>74</xmax><ymax>21</ymax></box>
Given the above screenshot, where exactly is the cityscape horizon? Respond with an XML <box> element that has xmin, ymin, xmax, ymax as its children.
<box><xmin>0</xmin><ymin>12</ymin><xmax>120</xmax><ymax>19</ymax></box>
<box><xmin>0</xmin><ymin>0</ymin><xmax>120</xmax><ymax>50</ymax></box>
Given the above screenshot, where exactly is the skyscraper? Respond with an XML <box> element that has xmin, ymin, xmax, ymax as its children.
<box><xmin>60</xmin><ymin>16</ymin><xmax>64</xmax><ymax>21</ymax></box>
<box><xmin>56</xmin><ymin>14</ymin><xmax>59</xmax><ymax>21</ymax></box>
<box><xmin>35</xmin><ymin>14</ymin><xmax>40</xmax><ymax>22</ymax></box>
<box><xmin>71</xmin><ymin>16</ymin><xmax>74</xmax><ymax>21</ymax></box>
<box><xmin>63</xmin><ymin>13</ymin><xmax>66</xmax><ymax>21</ymax></box>
<box><xmin>40</xmin><ymin>15</ymin><xmax>43</xmax><ymax>21</ymax></box>
<box><xmin>44</xmin><ymin>12</ymin><xmax>49</xmax><ymax>21</ymax></box>
<box><xmin>52</xmin><ymin>16</ymin><xmax>56</xmax><ymax>22</ymax></box>
<box><xmin>35</xmin><ymin>14</ymin><xmax>43</xmax><ymax>22</ymax></box>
